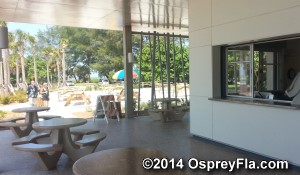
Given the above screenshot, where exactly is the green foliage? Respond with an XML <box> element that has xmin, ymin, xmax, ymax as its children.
<box><xmin>133</xmin><ymin>83</ymin><xmax>140</xmax><ymax>89</ymax></box>
<box><xmin>35</xmin><ymin>27</ymin><xmax>124</xmax><ymax>82</ymax></box>
<box><xmin>90</xmin><ymin>30</ymin><xmax>124</xmax><ymax>80</ymax></box>
<box><xmin>0</xmin><ymin>110</ymin><xmax>6</xmax><ymax>120</ymax></box>
<box><xmin>85</xmin><ymin>86</ymin><xmax>93</xmax><ymax>91</ymax></box>
<box><xmin>12</xmin><ymin>90</ymin><xmax>27</xmax><ymax>103</ymax></box>
<box><xmin>25</xmin><ymin>56</ymin><xmax>47</xmax><ymax>82</ymax></box>
<box><xmin>8</xmin><ymin>26</ymin><xmax>189</xmax><ymax>85</ymax></box>
<box><xmin>0</xmin><ymin>91</ymin><xmax>27</xmax><ymax>104</ymax></box>
<box><xmin>135</xmin><ymin>36</ymin><xmax>189</xmax><ymax>83</ymax></box>
<box><xmin>139</xmin><ymin>101</ymin><xmax>152</xmax><ymax>110</ymax></box>
<box><xmin>90</xmin><ymin>78</ymin><xmax>99</xmax><ymax>83</ymax></box>
<box><xmin>0</xmin><ymin>96</ymin><xmax>10</xmax><ymax>105</ymax></box>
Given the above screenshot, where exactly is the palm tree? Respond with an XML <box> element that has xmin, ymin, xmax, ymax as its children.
<box><xmin>50</xmin><ymin>48</ymin><xmax>61</xmax><ymax>86</ymax></box>
<box><xmin>60</xmin><ymin>39</ymin><xmax>68</xmax><ymax>86</ymax></box>
<box><xmin>28</xmin><ymin>35</ymin><xmax>38</xmax><ymax>84</ymax></box>
<box><xmin>8</xmin><ymin>32</ymin><xmax>20</xmax><ymax>86</ymax></box>
<box><xmin>15</xmin><ymin>29</ymin><xmax>28</xmax><ymax>84</ymax></box>
<box><xmin>42</xmin><ymin>46</ymin><xmax>54</xmax><ymax>85</ymax></box>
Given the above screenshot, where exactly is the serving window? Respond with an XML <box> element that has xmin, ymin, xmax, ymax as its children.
<box><xmin>223</xmin><ymin>37</ymin><xmax>300</xmax><ymax>104</ymax></box>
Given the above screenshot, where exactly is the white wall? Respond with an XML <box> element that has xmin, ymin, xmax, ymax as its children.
<box><xmin>189</xmin><ymin>0</ymin><xmax>213</xmax><ymax>139</ymax></box>
<box><xmin>189</xmin><ymin>0</ymin><xmax>300</xmax><ymax>166</ymax></box>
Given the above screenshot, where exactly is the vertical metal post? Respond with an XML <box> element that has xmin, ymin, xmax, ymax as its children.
<box><xmin>152</xmin><ymin>33</ymin><xmax>157</xmax><ymax>106</ymax></box>
<box><xmin>158</xmin><ymin>35</ymin><xmax>165</xmax><ymax>99</ymax></box>
<box><xmin>153</xmin><ymin>33</ymin><xmax>157</xmax><ymax>101</ymax></box>
<box><xmin>172</xmin><ymin>34</ymin><xmax>177</xmax><ymax>105</ymax></box>
<box><xmin>123</xmin><ymin>25</ymin><xmax>134</xmax><ymax>118</ymax></box>
<box><xmin>179</xmin><ymin>36</ymin><xmax>188</xmax><ymax>104</ymax></box>
<box><xmin>163</xmin><ymin>35</ymin><xmax>167</xmax><ymax>99</ymax></box>
<box><xmin>137</xmin><ymin>33</ymin><xmax>143</xmax><ymax>114</ymax></box>
<box><xmin>149</xmin><ymin>34</ymin><xmax>155</xmax><ymax>108</ymax></box>
<box><xmin>166</xmin><ymin>33</ymin><xmax>171</xmax><ymax>99</ymax></box>
<box><xmin>233</xmin><ymin>52</ymin><xmax>237</xmax><ymax>93</ymax></box>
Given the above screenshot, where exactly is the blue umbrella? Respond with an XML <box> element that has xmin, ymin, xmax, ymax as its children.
<box><xmin>112</xmin><ymin>70</ymin><xmax>139</xmax><ymax>79</ymax></box>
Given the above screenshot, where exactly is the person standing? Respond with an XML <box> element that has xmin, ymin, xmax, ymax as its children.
<box><xmin>27</xmin><ymin>81</ymin><xmax>38</xmax><ymax>106</ymax></box>
<box><xmin>40</xmin><ymin>83</ymin><xmax>50</xmax><ymax>107</ymax></box>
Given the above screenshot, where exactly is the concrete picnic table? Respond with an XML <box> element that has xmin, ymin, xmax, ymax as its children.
<box><xmin>73</xmin><ymin>147</ymin><xmax>183</xmax><ymax>175</ymax></box>
<box><xmin>32</xmin><ymin>118</ymin><xmax>87</xmax><ymax>160</ymax></box>
<box><xmin>22</xmin><ymin>118</ymin><xmax>106</xmax><ymax>169</ymax></box>
<box><xmin>149</xmin><ymin>98</ymin><xmax>187</xmax><ymax>122</ymax></box>
<box><xmin>12</xmin><ymin>118</ymin><xmax>87</xmax><ymax>170</ymax></box>
<box><xmin>155</xmin><ymin>98</ymin><xmax>180</xmax><ymax>109</ymax></box>
<box><xmin>0</xmin><ymin>106</ymin><xmax>50</xmax><ymax>138</ymax></box>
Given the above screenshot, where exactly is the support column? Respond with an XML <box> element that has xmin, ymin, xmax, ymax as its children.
<box><xmin>123</xmin><ymin>25</ymin><xmax>134</xmax><ymax>118</ymax></box>
<box><xmin>0</xmin><ymin>51</ymin><xmax>3</xmax><ymax>85</ymax></box>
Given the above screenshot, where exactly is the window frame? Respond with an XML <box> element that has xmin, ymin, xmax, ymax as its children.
<box><xmin>225</xmin><ymin>44</ymin><xmax>254</xmax><ymax>98</ymax></box>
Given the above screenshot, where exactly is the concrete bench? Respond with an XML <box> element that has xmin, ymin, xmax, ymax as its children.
<box><xmin>14</xmin><ymin>143</ymin><xmax>62</xmax><ymax>152</ymax></box>
<box><xmin>14</xmin><ymin>143</ymin><xmax>63</xmax><ymax>170</ymax></box>
<box><xmin>148</xmin><ymin>107</ymin><xmax>187</xmax><ymax>122</ymax></box>
<box><xmin>0</xmin><ymin>121</ymin><xmax>28</xmax><ymax>127</ymax></box>
<box><xmin>0</xmin><ymin>117</ymin><xmax>25</xmax><ymax>130</ymax></box>
<box><xmin>75</xmin><ymin>132</ymin><xmax>107</xmax><ymax>147</ymax></box>
<box><xmin>0</xmin><ymin>116</ymin><xmax>27</xmax><ymax>131</ymax></box>
<box><xmin>12</xmin><ymin>132</ymin><xmax>50</xmax><ymax>145</ymax></box>
<box><xmin>70</xmin><ymin>128</ymin><xmax>100</xmax><ymax>141</ymax></box>
<box><xmin>38</xmin><ymin>115</ymin><xmax>61</xmax><ymax>120</ymax></box>
<box><xmin>148</xmin><ymin>109</ymin><xmax>171</xmax><ymax>122</ymax></box>
<box><xmin>0</xmin><ymin>116</ymin><xmax>25</xmax><ymax>123</ymax></box>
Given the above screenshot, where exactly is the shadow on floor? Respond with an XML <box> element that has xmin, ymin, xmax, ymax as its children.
<box><xmin>0</xmin><ymin>113</ymin><xmax>299</xmax><ymax>174</ymax></box>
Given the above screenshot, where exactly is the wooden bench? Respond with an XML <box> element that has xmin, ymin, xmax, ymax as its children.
<box><xmin>75</xmin><ymin>132</ymin><xmax>107</xmax><ymax>147</ymax></box>
<box><xmin>70</xmin><ymin>128</ymin><xmax>100</xmax><ymax>141</ymax></box>
<box><xmin>38</xmin><ymin>115</ymin><xmax>61</xmax><ymax>120</ymax></box>
<box><xmin>12</xmin><ymin>132</ymin><xmax>50</xmax><ymax>145</ymax></box>
<box><xmin>14</xmin><ymin>143</ymin><xmax>63</xmax><ymax>170</ymax></box>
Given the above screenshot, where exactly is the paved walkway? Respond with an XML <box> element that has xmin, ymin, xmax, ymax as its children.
<box><xmin>0</xmin><ymin>91</ymin><xmax>90</xmax><ymax>118</ymax></box>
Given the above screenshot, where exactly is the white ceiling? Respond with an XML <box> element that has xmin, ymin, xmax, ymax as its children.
<box><xmin>0</xmin><ymin>0</ymin><xmax>188</xmax><ymax>34</ymax></box>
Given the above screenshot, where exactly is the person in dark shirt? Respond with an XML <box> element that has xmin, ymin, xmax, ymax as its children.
<box><xmin>27</xmin><ymin>81</ymin><xmax>38</xmax><ymax>106</ymax></box>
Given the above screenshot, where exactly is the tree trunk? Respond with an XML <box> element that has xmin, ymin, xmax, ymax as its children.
<box><xmin>33</xmin><ymin>56</ymin><xmax>38</xmax><ymax>84</ymax></box>
<box><xmin>20</xmin><ymin>45</ymin><xmax>26</xmax><ymax>83</ymax></box>
<box><xmin>4</xmin><ymin>50</ymin><xmax>10</xmax><ymax>86</ymax></box>
<box><xmin>21</xmin><ymin>55</ymin><xmax>26</xmax><ymax>83</ymax></box>
<box><xmin>0</xmin><ymin>61</ymin><xmax>3</xmax><ymax>84</ymax></box>
<box><xmin>56</xmin><ymin>57</ymin><xmax>60</xmax><ymax>86</ymax></box>
<box><xmin>16</xmin><ymin>59</ymin><xmax>19</xmax><ymax>85</ymax></box>
<box><xmin>62</xmin><ymin>51</ymin><xmax>66</xmax><ymax>86</ymax></box>
<box><xmin>47</xmin><ymin>61</ymin><xmax>50</xmax><ymax>85</ymax></box>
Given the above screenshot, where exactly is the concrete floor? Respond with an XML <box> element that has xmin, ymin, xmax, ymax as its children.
<box><xmin>0</xmin><ymin>114</ymin><xmax>300</xmax><ymax>175</ymax></box>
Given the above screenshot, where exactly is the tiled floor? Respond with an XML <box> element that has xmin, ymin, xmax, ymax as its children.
<box><xmin>0</xmin><ymin>113</ymin><xmax>299</xmax><ymax>175</ymax></box>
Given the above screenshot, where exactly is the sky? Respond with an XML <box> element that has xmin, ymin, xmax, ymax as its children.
<box><xmin>7</xmin><ymin>22</ymin><xmax>51</xmax><ymax>35</ymax></box>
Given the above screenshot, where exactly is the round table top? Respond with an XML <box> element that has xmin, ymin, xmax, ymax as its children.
<box><xmin>73</xmin><ymin>147</ymin><xmax>183</xmax><ymax>175</ymax></box>
<box><xmin>32</xmin><ymin>118</ymin><xmax>87</xmax><ymax>130</ymax></box>
<box><xmin>12</xmin><ymin>106</ymin><xmax>50</xmax><ymax>113</ymax></box>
